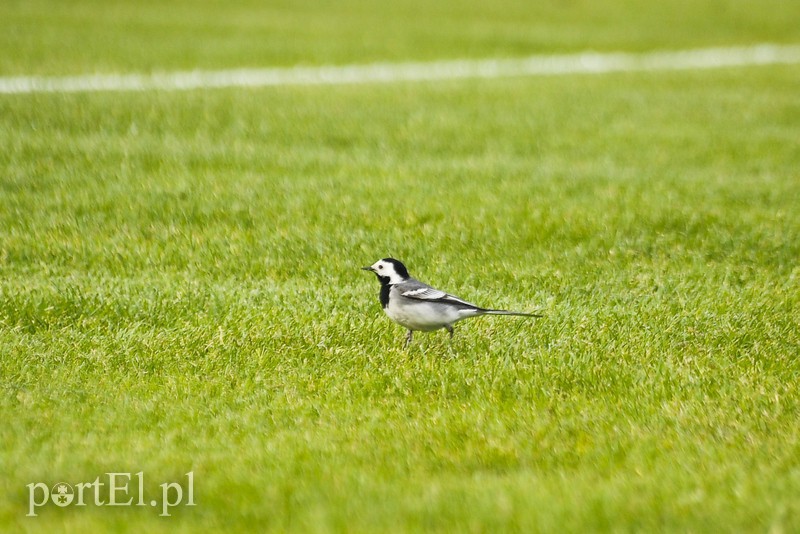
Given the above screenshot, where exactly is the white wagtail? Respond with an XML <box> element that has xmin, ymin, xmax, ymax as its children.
<box><xmin>362</xmin><ymin>258</ymin><xmax>542</xmax><ymax>347</ymax></box>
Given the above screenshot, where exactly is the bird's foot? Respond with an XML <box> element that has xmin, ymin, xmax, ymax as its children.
<box><xmin>404</xmin><ymin>329</ymin><xmax>413</xmax><ymax>349</ymax></box>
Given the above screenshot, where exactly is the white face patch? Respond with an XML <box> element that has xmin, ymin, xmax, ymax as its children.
<box><xmin>371</xmin><ymin>260</ymin><xmax>406</xmax><ymax>284</ymax></box>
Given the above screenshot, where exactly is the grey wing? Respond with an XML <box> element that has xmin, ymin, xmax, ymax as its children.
<box><xmin>398</xmin><ymin>279</ymin><xmax>481</xmax><ymax>309</ymax></box>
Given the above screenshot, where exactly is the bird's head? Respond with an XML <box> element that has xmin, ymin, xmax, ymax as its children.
<box><xmin>361</xmin><ymin>258</ymin><xmax>410</xmax><ymax>285</ymax></box>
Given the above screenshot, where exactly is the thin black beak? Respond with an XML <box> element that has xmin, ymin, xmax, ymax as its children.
<box><xmin>361</xmin><ymin>266</ymin><xmax>373</xmax><ymax>271</ymax></box>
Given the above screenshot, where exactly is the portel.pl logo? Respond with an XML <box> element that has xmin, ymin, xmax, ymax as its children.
<box><xmin>26</xmin><ymin>472</ymin><xmax>195</xmax><ymax>517</ymax></box>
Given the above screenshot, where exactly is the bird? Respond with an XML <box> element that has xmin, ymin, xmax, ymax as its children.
<box><xmin>362</xmin><ymin>258</ymin><xmax>542</xmax><ymax>347</ymax></box>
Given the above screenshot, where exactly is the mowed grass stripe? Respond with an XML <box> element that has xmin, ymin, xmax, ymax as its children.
<box><xmin>1</xmin><ymin>43</ymin><xmax>800</xmax><ymax>94</ymax></box>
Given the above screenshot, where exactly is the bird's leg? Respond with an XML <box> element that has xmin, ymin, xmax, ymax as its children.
<box><xmin>404</xmin><ymin>329</ymin><xmax>413</xmax><ymax>349</ymax></box>
<box><xmin>445</xmin><ymin>325</ymin><xmax>454</xmax><ymax>339</ymax></box>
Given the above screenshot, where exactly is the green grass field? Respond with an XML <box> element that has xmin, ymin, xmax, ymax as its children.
<box><xmin>2</xmin><ymin>1</ymin><xmax>800</xmax><ymax>532</ymax></box>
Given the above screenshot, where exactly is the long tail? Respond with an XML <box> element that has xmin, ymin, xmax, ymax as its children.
<box><xmin>480</xmin><ymin>309</ymin><xmax>543</xmax><ymax>318</ymax></box>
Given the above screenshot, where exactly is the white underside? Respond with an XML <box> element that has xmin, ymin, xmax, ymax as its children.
<box><xmin>384</xmin><ymin>297</ymin><xmax>479</xmax><ymax>332</ymax></box>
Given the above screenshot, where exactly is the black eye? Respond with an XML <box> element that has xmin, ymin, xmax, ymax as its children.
<box><xmin>378</xmin><ymin>265</ymin><xmax>383</xmax><ymax>270</ymax></box>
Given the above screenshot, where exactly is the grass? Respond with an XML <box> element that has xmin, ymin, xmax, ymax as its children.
<box><xmin>3</xmin><ymin>0</ymin><xmax>800</xmax><ymax>75</ymax></box>
<box><xmin>2</xmin><ymin>1</ymin><xmax>800</xmax><ymax>532</ymax></box>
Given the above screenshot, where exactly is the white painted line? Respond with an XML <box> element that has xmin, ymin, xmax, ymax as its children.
<box><xmin>2</xmin><ymin>43</ymin><xmax>799</xmax><ymax>94</ymax></box>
